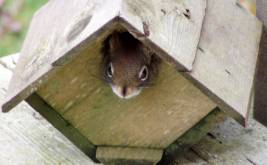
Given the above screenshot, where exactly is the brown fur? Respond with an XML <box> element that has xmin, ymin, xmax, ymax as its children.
<box><xmin>101</xmin><ymin>31</ymin><xmax>160</xmax><ymax>98</ymax></box>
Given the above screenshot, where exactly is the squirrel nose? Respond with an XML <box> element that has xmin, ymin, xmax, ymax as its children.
<box><xmin>111</xmin><ymin>85</ymin><xmax>141</xmax><ymax>99</ymax></box>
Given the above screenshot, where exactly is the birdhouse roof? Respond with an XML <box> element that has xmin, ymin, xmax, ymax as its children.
<box><xmin>1</xmin><ymin>0</ymin><xmax>262</xmax><ymax>126</ymax></box>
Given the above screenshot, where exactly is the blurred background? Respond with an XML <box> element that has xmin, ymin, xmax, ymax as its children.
<box><xmin>0</xmin><ymin>0</ymin><xmax>256</xmax><ymax>57</ymax></box>
<box><xmin>0</xmin><ymin>0</ymin><xmax>46</xmax><ymax>57</ymax></box>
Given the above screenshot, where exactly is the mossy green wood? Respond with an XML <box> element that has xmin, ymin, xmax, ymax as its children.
<box><xmin>36</xmin><ymin>28</ymin><xmax>216</xmax><ymax>149</ymax></box>
<box><xmin>25</xmin><ymin>93</ymin><xmax>99</xmax><ymax>163</ymax></box>
<box><xmin>96</xmin><ymin>147</ymin><xmax>163</xmax><ymax>165</ymax></box>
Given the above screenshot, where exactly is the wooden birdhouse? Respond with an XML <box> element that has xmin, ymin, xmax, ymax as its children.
<box><xmin>1</xmin><ymin>0</ymin><xmax>262</xmax><ymax>164</ymax></box>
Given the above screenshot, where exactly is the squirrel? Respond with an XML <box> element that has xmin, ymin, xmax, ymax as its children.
<box><xmin>101</xmin><ymin>31</ymin><xmax>160</xmax><ymax>99</ymax></box>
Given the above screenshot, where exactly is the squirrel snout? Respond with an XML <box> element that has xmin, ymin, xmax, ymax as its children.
<box><xmin>111</xmin><ymin>85</ymin><xmax>141</xmax><ymax>99</ymax></box>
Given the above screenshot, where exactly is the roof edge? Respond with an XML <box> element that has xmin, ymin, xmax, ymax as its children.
<box><xmin>181</xmin><ymin>72</ymin><xmax>247</xmax><ymax>126</ymax></box>
<box><xmin>117</xmin><ymin>16</ymin><xmax>189</xmax><ymax>72</ymax></box>
<box><xmin>2</xmin><ymin>16</ymin><xmax>120</xmax><ymax>113</ymax></box>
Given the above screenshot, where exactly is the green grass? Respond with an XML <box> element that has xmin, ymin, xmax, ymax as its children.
<box><xmin>0</xmin><ymin>0</ymin><xmax>47</xmax><ymax>57</ymax></box>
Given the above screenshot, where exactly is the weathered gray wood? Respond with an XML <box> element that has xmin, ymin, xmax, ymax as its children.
<box><xmin>120</xmin><ymin>0</ymin><xmax>206</xmax><ymax>71</ymax></box>
<box><xmin>2</xmin><ymin>0</ymin><xmax>262</xmax><ymax>129</ymax></box>
<box><xmin>169</xmin><ymin>113</ymin><xmax>267</xmax><ymax>165</ymax></box>
<box><xmin>25</xmin><ymin>93</ymin><xmax>99</xmax><ymax>163</ymax></box>
<box><xmin>2</xmin><ymin>0</ymin><xmax>121</xmax><ymax>112</ymax></box>
<box><xmin>160</xmin><ymin>108</ymin><xmax>226</xmax><ymax>164</ymax></box>
<box><xmin>1</xmin><ymin>54</ymin><xmax>267</xmax><ymax>164</ymax></box>
<box><xmin>0</xmin><ymin>56</ymin><xmax>95</xmax><ymax>165</ymax></box>
<box><xmin>0</xmin><ymin>53</ymin><xmax>19</xmax><ymax>71</ymax></box>
<box><xmin>96</xmin><ymin>147</ymin><xmax>163</xmax><ymax>165</ymax></box>
<box><xmin>36</xmin><ymin>44</ymin><xmax>216</xmax><ymax>149</ymax></box>
<box><xmin>254</xmin><ymin>0</ymin><xmax>267</xmax><ymax>126</ymax></box>
<box><xmin>1</xmin><ymin>0</ymin><xmax>206</xmax><ymax>113</ymax></box>
<box><xmin>188</xmin><ymin>0</ymin><xmax>262</xmax><ymax>125</ymax></box>
<box><xmin>186</xmin><ymin>117</ymin><xmax>267</xmax><ymax>164</ymax></box>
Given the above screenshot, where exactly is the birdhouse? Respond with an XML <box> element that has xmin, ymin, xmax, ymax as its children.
<box><xmin>1</xmin><ymin>0</ymin><xmax>262</xmax><ymax>164</ymax></box>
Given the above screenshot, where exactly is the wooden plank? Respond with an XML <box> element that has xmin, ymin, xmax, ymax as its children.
<box><xmin>36</xmin><ymin>35</ymin><xmax>216</xmax><ymax>149</ymax></box>
<box><xmin>0</xmin><ymin>57</ymin><xmax>94</xmax><ymax>165</ymax></box>
<box><xmin>254</xmin><ymin>0</ymin><xmax>267</xmax><ymax>126</ymax></box>
<box><xmin>25</xmin><ymin>93</ymin><xmax>99</xmax><ymax>163</ymax></box>
<box><xmin>2</xmin><ymin>0</ymin><xmax>121</xmax><ymax>112</ymax></box>
<box><xmin>160</xmin><ymin>108</ymin><xmax>226</xmax><ymax>164</ymax></box>
<box><xmin>188</xmin><ymin>0</ymin><xmax>262</xmax><ymax>125</ymax></box>
<box><xmin>0</xmin><ymin>53</ymin><xmax>19</xmax><ymax>71</ymax></box>
<box><xmin>120</xmin><ymin>0</ymin><xmax>206</xmax><ymax>71</ymax></box>
<box><xmin>168</xmin><ymin>149</ymin><xmax>207</xmax><ymax>164</ymax></box>
<box><xmin>187</xmin><ymin>117</ymin><xmax>267</xmax><ymax>164</ymax></box>
<box><xmin>172</xmin><ymin>90</ymin><xmax>267</xmax><ymax>164</ymax></box>
<box><xmin>96</xmin><ymin>147</ymin><xmax>163</xmax><ymax>165</ymax></box>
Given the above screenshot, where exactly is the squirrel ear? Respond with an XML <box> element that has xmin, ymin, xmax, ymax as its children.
<box><xmin>109</xmin><ymin>32</ymin><xmax>121</xmax><ymax>53</ymax></box>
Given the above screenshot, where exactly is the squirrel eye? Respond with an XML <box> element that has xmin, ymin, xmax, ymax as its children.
<box><xmin>107</xmin><ymin>63</ymin><xmax>113</xmax><ymax>78</ymax></box>
<box><xmin>139</xmin><ymin>65</ymin><xmax>148</xmax><ymax>81</ymax></box>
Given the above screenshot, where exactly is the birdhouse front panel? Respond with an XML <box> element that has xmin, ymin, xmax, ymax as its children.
<box><xmin>36</xmin><ymin>27</ymin><xmax>216</xmax><ymax>148</ymax></box>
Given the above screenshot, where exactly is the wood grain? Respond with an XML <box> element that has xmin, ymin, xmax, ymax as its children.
<box><xmin>2</xmin><ymin>0</ymin><xmax>206</xmax><ymax>112</ymax></box>
<box><xmin>2</xmin><ymin>54</ymin><xmax>267</xmax><ymax>165</ymax></box>
<box><xmin>2</xmin><ymin>0</ymin><xmax>262</xmax><ymax>128</ymax></box>
<box><xmin>26</xmin><ymin>93</ymin><xmax>98</xmax><ymax>163</ymax></box>
<box><xmin>36</xmin><ymin>35</ymin><xmax>216</xmax><ymax>148</ymax></box>
<box><xmin>120</xmin><ymin>0</ymin><xmax>206</xmax><ymax>71</ymax></box>
<box><xmin>2</xmin><ymin>0</ymin><xmax>121</xmax><ymax>112</ymax></box>
<box><xmin>174</xmin><ymin>117</ymin><xmax>267</xmax><ymax>164</ymax></box>
<box><xmin>188</xmin><ymin>0</ymin><xmax>262</xmax><ymax>125</ymax></box>
<box><xmin>0</xmin><ymin>56</ymin><xmax>95</xmax><ymax>165</ymax></box>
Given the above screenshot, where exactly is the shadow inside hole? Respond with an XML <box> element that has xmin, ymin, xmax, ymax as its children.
<box><xmin>254</xmin><ymin>27</ymin><xmax>267</xmax><ymax>127</ymax></box>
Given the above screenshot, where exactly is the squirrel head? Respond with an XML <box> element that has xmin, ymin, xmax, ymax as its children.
<box><xmin>101</xmin><ymin>32</ymin><xmax>159</xmax><ymax>99</ymax></box>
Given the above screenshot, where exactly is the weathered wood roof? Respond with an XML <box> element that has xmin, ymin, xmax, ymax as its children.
<box><xmin>1</xmin><ymin>0</ymin><xmax>262</xmax><ymax>126</ymax></box>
